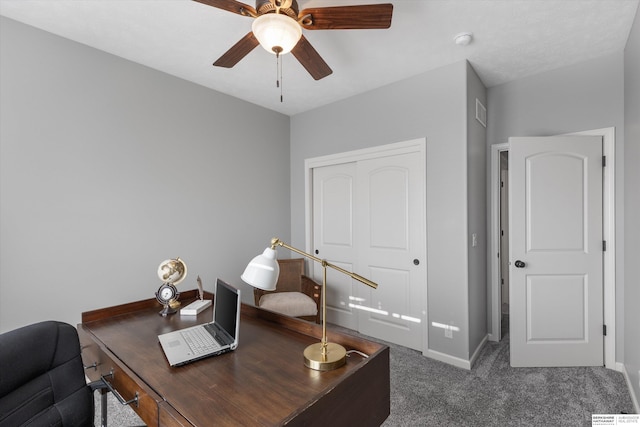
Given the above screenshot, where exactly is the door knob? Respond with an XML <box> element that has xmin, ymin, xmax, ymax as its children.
<box><xmin>515</xmin><ymin>260</ymin><xmax>526</xmax><ymax>268</ymax></box>
<box><xmin>413</xmin><ymin>259</ymin><xmax>420</xmax><ymax>265</ymax></box>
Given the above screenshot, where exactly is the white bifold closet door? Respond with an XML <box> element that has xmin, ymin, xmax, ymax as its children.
<box><xmin>312</xmin><ymin>150</ymin><xmax>425</xmax><ymax>351</ymax></box>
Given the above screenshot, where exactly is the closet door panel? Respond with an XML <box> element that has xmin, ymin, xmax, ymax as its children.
<box><xmin>356</xmin><ymin>153</ymin><xmax>425</xmax><ymax>350</ymax></box>
<box><xmin>312</xmin><ymin>162</ymin><xmax>358</xmax><ymax>329</ymax></box>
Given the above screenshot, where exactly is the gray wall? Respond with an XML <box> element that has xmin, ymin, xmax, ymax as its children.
<box><xmin>466</xmin><ymin>62</ymin><xmax>488</xmax><ymax>356</ymax></box>
<box><xmin>624</xmin><ymin>4</ymin><xmax>640</xmax><ymax>408</ymax></box>
<box><xmin>486</xmin><ymin>52</ymin><xmax>626</xmax><ymax>360</ymax></box>
<box><xmin>291</xmin><ymin>60</ymin><xmax>487</xmax><ymax>361</ymax></box>
<box><xmin>0</xmin><ymin>17</ymin><xmax>291</xmax><ymax>333</ymax></box>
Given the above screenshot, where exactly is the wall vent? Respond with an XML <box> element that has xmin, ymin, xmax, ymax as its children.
<box><xmin>476</xmin><ymin>98</ymin><xmax>487</xmax><ymax>128</ymax></box>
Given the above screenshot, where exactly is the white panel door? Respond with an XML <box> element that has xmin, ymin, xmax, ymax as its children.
<box><xmin>312</xmin><ymin>162</ymin><xmax>359</xmax><ymax>329</ymax></box>
<box><xmin>355</xmin><ymin>153</ymin><xmax>425</xmax><ymax>350</ymax></box>
<box><xmin>509</xmin><ymin>136</ymin><xmax>603</xmax><ymax>367</ymax></box>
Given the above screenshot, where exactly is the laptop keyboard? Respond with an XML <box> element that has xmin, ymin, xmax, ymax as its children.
<box><xmin>181</xmin><ymin>327</ymin><xmax>222</xmax><ymax>355</ymax></box>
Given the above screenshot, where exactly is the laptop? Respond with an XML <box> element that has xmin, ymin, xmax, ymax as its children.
<box><xmin>158</xmin><ymin>278</ymin><xmax>240</xmax><ymax>366</ymax></box>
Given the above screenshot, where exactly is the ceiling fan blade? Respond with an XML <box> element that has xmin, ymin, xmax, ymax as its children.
<box><xmin>193</xmin><ymin>0</ymin><xmax>256</xmax><ymax>17</ymax></box>
<box><xmin>298</xmin><ymin>4</ymin><xmax>393</xmax><ymax>30</ymax></box>
<box><xmin>213</xmin><ymin>32</ymin><xmax>260</xmax><ymax>68</ymax></box>
<box><xmin>291</xmin><ymin>35</ymin><xmax>332</xmax><ymax>80</ymax></box>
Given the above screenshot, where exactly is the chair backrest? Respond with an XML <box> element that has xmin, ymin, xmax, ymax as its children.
<box><xmin>0</xmin><ymin>321</ymin><xmax>94</xmax><ymax>427</ymax></box>
<box><xmin>275</xmin><ymin>258</ymin><xmax>305</xmax><ymax>292</ymax></box>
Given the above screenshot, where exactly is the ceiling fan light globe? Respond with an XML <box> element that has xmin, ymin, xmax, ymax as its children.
<box><xmin>252</xmin><ymin>13</ymin><xmax>302</xmax><ymax>55</ymax></box>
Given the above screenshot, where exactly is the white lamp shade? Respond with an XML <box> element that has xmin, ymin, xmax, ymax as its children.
<box><xmin>241</xmin><ymin>247</ymin><xmax>280</xmax><ymax>291</ymax></box>
<box><xmin>251</xmin><ymin>13</ymin><xmax>302</xmax><ymax>55</ymax></box>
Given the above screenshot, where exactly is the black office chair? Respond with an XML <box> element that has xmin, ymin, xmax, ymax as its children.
<box><xmin>0</xmin><ymin>321</ymin><xmax>108</xmax><ymax>427</ymax></box>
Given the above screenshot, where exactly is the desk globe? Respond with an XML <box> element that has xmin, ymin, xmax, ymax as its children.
<box><xmin>155</xmin><ymin>257</ymin><xmax>187</xmax><ymax>316</ymax></box>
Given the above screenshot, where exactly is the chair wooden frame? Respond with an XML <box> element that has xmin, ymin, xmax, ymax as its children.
<box><xmin>253</xmin><ymin>258</ymin><xmax>321</xmax><ymax>323</ymax></box>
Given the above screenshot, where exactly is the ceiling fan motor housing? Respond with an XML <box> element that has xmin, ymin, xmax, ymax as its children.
<box><xmin>256</xmin><ymin>0</ymin><xmax>299</xmax><ymax>18</ymax></box>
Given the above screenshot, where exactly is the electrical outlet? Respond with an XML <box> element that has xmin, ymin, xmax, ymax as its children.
<box><xmin>432</xmin><ymin>321</ymin><xmax>458</xmax><ymax>338</ymax></box>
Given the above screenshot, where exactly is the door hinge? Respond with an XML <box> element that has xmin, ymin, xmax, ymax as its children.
<box><xmin>603</xmin><ymin>240</ymin><xmax>607</xmax><ymax>251</ymax></box>
<box><xmin>602</xmin><ymin>155</ymin><xmax>606</xmax><ymax>167</ymax></box>
<box><xmin>603</xmin><ymin>325</ymin><xmax>607</xmax><ymax>336</ymax></box>
<box><xmin>501</xmin><ymin>278</ymin><xmax>504</xmax><ymax>285</ymax></box>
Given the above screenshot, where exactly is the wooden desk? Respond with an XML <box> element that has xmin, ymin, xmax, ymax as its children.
<box><xmin>79</xmin><ymin>290</ymin><xmax>390</xmax><ymax>426</ymax></box>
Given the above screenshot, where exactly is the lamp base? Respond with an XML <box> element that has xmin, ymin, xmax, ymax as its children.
<box><xmin>303</xmin><ymin>342</ymin><xmax>347</xmax><ymax>371</ymax></box>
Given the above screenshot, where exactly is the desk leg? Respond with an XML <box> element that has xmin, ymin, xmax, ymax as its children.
<box><xmin>100</xmin><ymin>389</ymin><xmax>108</xmax><ymax>427</ymax></box>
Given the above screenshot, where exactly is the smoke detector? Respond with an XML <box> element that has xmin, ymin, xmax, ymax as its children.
<box><xmin>454</xmin><ymin>32</ymin><xmax>473</xmax><ymax>46</ymax></box>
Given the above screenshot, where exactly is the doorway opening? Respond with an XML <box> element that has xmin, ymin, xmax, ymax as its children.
<box><xmin>499</xmin><ymin>151</ymin><xmax>509</xmax><ymax>339</ymax></box>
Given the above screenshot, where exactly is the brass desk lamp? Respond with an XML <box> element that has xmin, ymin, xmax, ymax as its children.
<box><xmin>242</xmin><ymin>237</ymin><xmax>378</xmax><ymax>371</ymax></box>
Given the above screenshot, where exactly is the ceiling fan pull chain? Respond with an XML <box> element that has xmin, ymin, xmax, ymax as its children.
<box><xmin>280</xmin><ymin>54</ymin><xmax>284</xmax><ymax>103</ymax></box>
<box><xmin>275</xmin><ymin>51</ymin><xmax>284</xmax><ymax>102</ymax></box>
<box><xmin>276</xmin><ymin>51</ymin><xmax>280</xmax><ymax>89</ymax></box>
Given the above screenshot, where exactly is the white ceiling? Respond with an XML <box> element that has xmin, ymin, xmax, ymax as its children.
<box><xmin>1</xmin><ymin>0</ymin><xmax>638</xmax><ymax>116</ymax></box>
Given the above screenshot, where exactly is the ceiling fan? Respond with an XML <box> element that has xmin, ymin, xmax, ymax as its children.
<box><xmin>194</xmin><ymin>0</ymin><xmax>393</xmax><ymax>80</ymax></box>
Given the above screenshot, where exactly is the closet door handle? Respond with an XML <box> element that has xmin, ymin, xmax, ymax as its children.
<box><xmin>515</xmin><ymin>260</ymin><xmax>526</xmax><ymax>268</ymax></box>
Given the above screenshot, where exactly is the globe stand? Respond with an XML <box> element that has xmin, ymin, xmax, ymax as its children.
<box><xmin>158</xmin><ymin>300</ymin><xmax>180</xmax><ymax>317</ymax></box>
<box><xmin>155</xmin><ymin>283</ymin><xmax>181</xmax><ymax>316</ymax></box>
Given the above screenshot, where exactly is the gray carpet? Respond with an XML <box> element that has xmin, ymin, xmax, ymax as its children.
<box><xmin>94</xmin><ymin>393</ymin><xmax>144</xmax><ymax>427</ymax></box>
<box><xmin>381</xmin><ymin>334</ymin><xmax>634</xmax><ymax>426</ymax></box>
<box><xmin>96</xmin><ymin>333</ymin><xmax>635</xmax><ymax>426</ymax></box>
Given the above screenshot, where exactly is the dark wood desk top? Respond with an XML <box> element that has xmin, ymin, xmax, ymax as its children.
<box><xmin>80</xmin><ymin>290</ymin><xmax>390</xmax><ymax>426</ymax></box>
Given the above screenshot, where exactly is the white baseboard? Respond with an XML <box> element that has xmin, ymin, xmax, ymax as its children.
<box><xmin>470</xmin><ymin>335</ymin><xmax>489</xmax><ymax>368</ymax></box>
<box><xmin>424</xmin><ymin>335</ymin><xmax>488</xmax><ymax>371</ymax></box>
<box><xmin>620</xmin><ymin>364</ymin><xmax>640</xmax><ymax>414</ymax></box>
<box><xmin>424</xmin><ymin>348</ymin><xmax>472</xmax><ymax>370</ymax></box>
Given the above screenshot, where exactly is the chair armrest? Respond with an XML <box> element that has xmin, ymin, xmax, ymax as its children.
<box><xmin>254</xmin><ymin>288</ymin><xmax>266</xmax><ymax>306</ymax></box>
<box><xmin>88</xmin><ymin>378</ymin><xmax>109</xmax><ymax>392</ymax></box>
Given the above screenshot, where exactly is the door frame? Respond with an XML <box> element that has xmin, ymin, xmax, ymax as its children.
<box><xmin>489</xmin><ymin>127</ymin><xmax>616</xmax><ymax>369</ymax></box>
<box><xmin>304</xmin><ymin>138</ymin><xmax>428</xmax><ymax>349</ymax></box>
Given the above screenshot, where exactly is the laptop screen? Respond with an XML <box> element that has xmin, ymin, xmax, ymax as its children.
<box><xmin>214</xmin><ymin>279</ymin><xmax>239</xmax><ymax>340</ymax></box>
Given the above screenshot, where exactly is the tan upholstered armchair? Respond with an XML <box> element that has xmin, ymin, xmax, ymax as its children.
<box><xmin>253</xmin><ymin>258</ymin><xmax>321</xmax><ymax>323</ymax></box>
